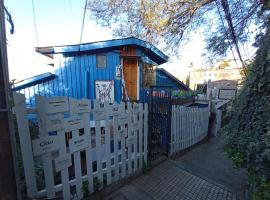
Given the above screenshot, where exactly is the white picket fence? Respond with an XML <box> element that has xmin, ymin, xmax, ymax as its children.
<box><xmin>13</xmin><ymin>92</ymin><xmax>148</xmax><ymax>199</ymax></box>
<box><xmin>170</xmin><ymin>105</ymin><xmax>210</xmax><ymax>155</ymax></box>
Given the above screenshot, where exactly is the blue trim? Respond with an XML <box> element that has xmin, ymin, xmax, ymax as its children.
<box><xmin>12</xmin><ymin>72</ymin><xmax>56</xmax><ymax>91</ymax></box>
<box><xmin>36</xmin><ymin>37</ymin><xmax>168</xmax><ymax>65</ymax></box>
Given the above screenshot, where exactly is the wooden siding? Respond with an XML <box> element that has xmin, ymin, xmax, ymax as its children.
<box><xmin>120</xmin><ymin>46</ymin><xmax>137</xmax><ymax>57</ymax></box>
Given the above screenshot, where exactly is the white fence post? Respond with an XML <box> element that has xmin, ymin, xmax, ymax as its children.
<box><xmin>13</xmin><ymin>93</ymin><xmax>38</xmax><ymax>198</ymax></box>
<box><xmin>35</xmin><ymin>95</ymin><xmax>56</xmax><ymax>199</ymax></box>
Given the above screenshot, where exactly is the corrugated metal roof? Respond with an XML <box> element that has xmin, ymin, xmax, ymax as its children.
<box><xmin>35</xmin><ymin>37</ymin><xmax>168</xmax><ymax>65</ymax></box>
<box><xmin>12</xmin><ymin>72</ymin><xmax>56</xmax><ymax>91</ymax></box>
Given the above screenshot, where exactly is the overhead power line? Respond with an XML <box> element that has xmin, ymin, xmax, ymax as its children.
<box><xmin>215</xmin><ymin>1</ymin><xmax>238</xmax><ymax>66</ymax></box>
<box><xmin>31</xmin><ymin>0</ymin><xmax>39</xmax><ymax>46</ymax></box>
<box><xmin>79</xmin><ymin>0</ymin><xmax>88</xmax><ymax>45</ymax></box>
<box><xmin>220</xmin><ymin>0</ymin><xmax>246</xmax><ymax>73</ymax></box>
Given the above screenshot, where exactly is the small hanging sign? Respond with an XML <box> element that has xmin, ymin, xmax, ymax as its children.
<box><xmin>54</xmin><ymin>154</ymin><xmax>72</xmax><ymax>172</ymax></box>
<box><xmin>70</xmin><ymin>98</ymin><xmax>91</xmax><ymax>114</ymax></box>
<box><xmin>44</xmin><ymin>96</ymin><xmax>69</xmax><ymax>114</ymax></box>
<box><xmin>32</xmin><ymin>136</ymin><xmax>59</xmax><ymax>156</ymax></box>
<box><xmin>93</xmin><ymin>110</ymin><xmax>106</xmax><ymax>121</ymax></box>
<box><xmin>69</xmin><ymin>134</ymin><xmax>89</xmax><ymax>153</ymax></box>
<box><xmin>45</xmin><ymin>115</ymin><xmax>64</xmax><ymax>132</ymax></box>
<box><xmin>116</xmin><ymin>65</ymin><xmax>121</xmax><ymax>80</ymax></box>
<box><xmin>64</xmin><ymin>116</ymin><xmax>84</xmax><ymax>132</ymax></box>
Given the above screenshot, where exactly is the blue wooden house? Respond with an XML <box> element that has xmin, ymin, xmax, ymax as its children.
<box><xmin>156</xmin><ymin>68</ymin><xmax>190</xmax><ymax>91</ymax></box>
<box><xmin>13</xmin><ymin>37</ymin><xmax>190</xmax><ymax>105</ymax></box>
<box><xmin>13</xmin><ymin>37</ymin><xmax>169</xmax><ymax>104</ymax></box>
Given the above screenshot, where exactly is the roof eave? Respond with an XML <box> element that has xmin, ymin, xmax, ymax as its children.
<box><xmin>12</xmin><ymin>72</ymin><xmax>56</xmax><ymax>91</ymax></box>
<box><xmin>158</xmin><ymin>68</ymin><xmax>191</xmax><ymax>91</ymax></box>
<box><xmin>35</xmin><ymin>37</ymin><xmax>168</xmax><ymax>65</ymax></box>
<box><xmin>35</xmin><ymin>47</ymin><xmax>54</xmax><ymax>58</ymax></box>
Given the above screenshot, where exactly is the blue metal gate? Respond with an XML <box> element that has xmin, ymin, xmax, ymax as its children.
<box><xmin>148</xmin><ymin>86</ymin><xmax>172</xmax><ymax>160</ymax></box>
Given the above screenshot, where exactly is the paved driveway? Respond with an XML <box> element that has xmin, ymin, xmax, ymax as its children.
<box><xmin>173</xmin><ymin>136</ymin><xmax>246</xmax><ymax>199</ymax></box>
<box><xmin>106</xmin><ymin>161</ymin><xmax>237</xmax><ymax>200</ymax></box>
<box><xmin>105</xmin><ymin>136</ymin><xmax>245</xmax><ymax>200</ymax></box>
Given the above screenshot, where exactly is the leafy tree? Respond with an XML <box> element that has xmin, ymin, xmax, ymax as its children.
<box><xmin>218</xmin><ymin>59</ymin><xmax>230</xmax><ymax>69</ymax></box>
<box><xmin>87</xmin><ymin>0</ymin><xmax>268</xmax><ymax>60</ymax></box>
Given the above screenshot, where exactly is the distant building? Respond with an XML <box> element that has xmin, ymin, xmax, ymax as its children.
<box><xmin>189</xmin><ymin>66</ymin><xmax>243</xmax><ymax>90</ymax></box>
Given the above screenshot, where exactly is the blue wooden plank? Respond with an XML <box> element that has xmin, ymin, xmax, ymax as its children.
<box><xmin>85</xmin><ymin>55</ymin><xmax>90</xmax><ymax>99</ymax></box>
<box><xmin>62</xmin><ymin>59</ymin><xmax>67</xmax><ymax>96</ymax></box>
<box><xmin>89</xmin><ymin>55</ymin><xmax>95</xmax><ymax>99</ymax></box>
<box><xmin>58</xmin><ymin>57</ymin><xmax>65</xmax><ymax>96</ymax></box>
<box><xmin>82</xmin><ymin>55</ymin><xmax>87</xmax><ymax>98</ymax></box>
<box><xmin>73</xmin><ymin>56</ymin><xmax>80</xmax><ymax>99</ymax></box>
<box><xmin>71</xmin><ymin>56</ymin><xmax>77</xmax><ymax>98</ymax></box>
<box><xmin>65</xmin><ymin>57</ymin><xmax>70</xmax><ymax>97</ymax></box>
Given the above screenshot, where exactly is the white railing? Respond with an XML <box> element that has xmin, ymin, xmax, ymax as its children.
<box><xmin>170</xmin><ymin>105</ymin><xmax>210</xmax><ymax>155</ymax></box>
<box><xmin>13</xmin><ymin>92</ymin><xmax>148</xmax><ymax>200</ymax></box>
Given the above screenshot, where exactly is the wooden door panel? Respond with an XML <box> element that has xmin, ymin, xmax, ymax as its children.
<box><xmin>123</xmin><ymin>58</ymin><xmax>138</xmax><ymax>100</ymax></box>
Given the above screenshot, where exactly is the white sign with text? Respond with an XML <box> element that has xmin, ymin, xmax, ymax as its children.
<box><xmin>54</xmin><ymin>154</ymin><xmax>72</xmax><ymax>172</ymax></box>
<box><xmin>69</xmin><ymin>135</ymin><xmax>89</xmax><ymax>153</ymax></box>
<box><xmin>218</xmin><ymin>89</ymin><xmax>237</xmax><ymax>100</ymax></box>
<box><xmin>32</xmin><ymin>136</ymin><xmax>59</xmax><ymax>156</ymax></box>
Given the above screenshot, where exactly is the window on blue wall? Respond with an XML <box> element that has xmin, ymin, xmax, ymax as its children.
<box><xmin>97</xmin><ymin>54</ymin><xmax>107</xmax><ymax>68</ymax></box>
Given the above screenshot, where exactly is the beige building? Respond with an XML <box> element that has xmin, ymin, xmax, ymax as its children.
<box><xmin>189</xmin><ymin>67</ymin><xmax>243</xmax><ymax>90</ymax></box>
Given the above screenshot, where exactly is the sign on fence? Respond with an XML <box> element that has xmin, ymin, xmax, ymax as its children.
<box><xmin>13</xmin><ymin>93</ymin><xmax>148</xmax><ymax>200</ymax></box>
<box><xmin>218</xmin><ymin>88</ymin><xmax>237</xmax><ymax>100</ymax></box>
<box><xmin>69</xmin><ymin>135</ymin><xmax>89</xmax><ymax>153</ymax></box>
<box><xmin>32</xmin><ymin>136</ymin><xmax>59</xmax><ymax>156</ymax></box>
<box><xmin>54</xmin><ymin>154</ymin><xmax>72</xmax><ymax>172</ymax></box>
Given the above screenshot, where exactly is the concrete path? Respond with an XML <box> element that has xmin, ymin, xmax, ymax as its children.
<box><xmin>105</xmin><ymin>136</ymin><xmax>246</xmax><ymax>200</ymax></box>
<box><xmin>173</xmin><ymin>135</ymin><xmax>246</xmax><ymax>199</ymax></box>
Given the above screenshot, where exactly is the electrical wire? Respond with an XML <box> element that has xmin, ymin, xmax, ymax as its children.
<box><xmin>220</xmin><ymin>0</ymin><xmax>246</xmax><ymax>72</ymax></box>
<box><xmin>68</xmin><ymin>0</ymin><xmax>74</xmax><ymax>18</ymax></box>
<box><xmin>215</xmin><ymin>0</ymin><xmax>238</xmax><ymax>66</ymax></box>
<box><xmin>31</xmin><ymin>0</ymin><xmax>39</xmax><ymax>46</ymax></box>
<box><xmin>79</xmin><ymin>0</ymin><xmax>88</xmax><ymax>45</ymax></box>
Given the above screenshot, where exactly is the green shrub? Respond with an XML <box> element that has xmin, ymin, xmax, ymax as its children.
<box><xmin>81</xmin><ymin>180</ymin><xmax>89</xmax><ymax>198</ymax></box>
<box><xmin>223</xmin><ymin>26</ymin><xmax>270</xmax><ymax>199</ymax></box>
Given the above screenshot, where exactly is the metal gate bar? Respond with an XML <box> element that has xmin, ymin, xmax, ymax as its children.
<box><xmin>148</xmin><ymin>86</ymin><xmax>172</xmax><ymax>160</ymax></box>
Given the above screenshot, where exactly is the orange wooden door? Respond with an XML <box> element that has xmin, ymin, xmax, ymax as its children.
<box><xmin>123</xmin><ymin>57</ymin><xmax>138</xmax><ymax>101</ymax></box>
